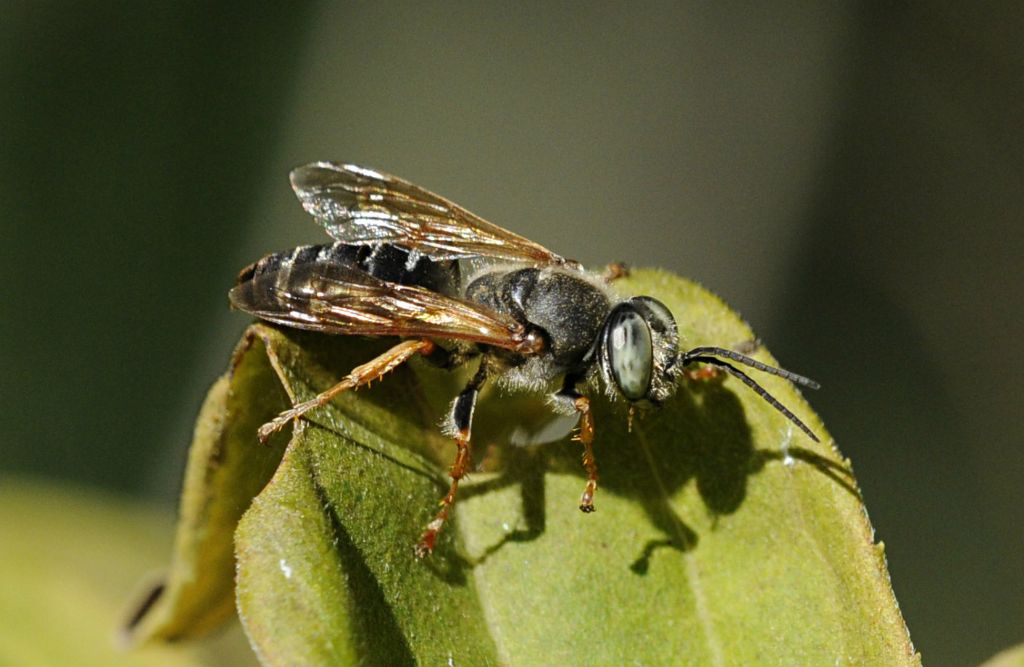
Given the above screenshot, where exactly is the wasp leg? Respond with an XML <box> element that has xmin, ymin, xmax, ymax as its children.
<box><xmin>415</xmin><ymin>360</ymin><xmax>489</xmax><ymax>558</ymax></box>
<box><xmin>602</xmin><ymin>261</ymin><xmax>631</xmax><ymax>282</ymax></box>
<box><xmin>684</xmin><ymin>365</ymin><xmax>722</xmax><ymax>381</ymax></box>
<box><xmin>552</xmin><ymin>378</ymin><xmax>599</xmax><ymax>512</ymax></box>
<box><xmin>257</xmin><ymin>338</ymin><xmax>435</xmax><ymax>443</ymax></box>
<box><xmin>572</xmin><ymin>395</ymin><xmax>598</xmax><ymax>512</ymax></box>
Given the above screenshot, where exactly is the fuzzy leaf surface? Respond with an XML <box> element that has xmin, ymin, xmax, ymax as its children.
<box><xmin>230</xmin><ymin>269</ymin><xmax>918</xmax><ymax>666</ymax></box>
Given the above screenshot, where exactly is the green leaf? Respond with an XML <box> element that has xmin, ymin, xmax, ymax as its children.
<box><xmin>228</xmin><ymin>268</ymin><xmax>919</xmax><ymax>666</ymax></box>
<box><xmin>123</xmin><ymin>330</ymin><xmax>292</xmax><ymax>646</ymax></box>
<box><xmin>0</xmin><ymin>477</ymin><xmax>257</xmax><ymax>667</ymax></box>
<box><xmin>235</xmin><ymin>333</ymin><xmax>498</xmax><ymax>666</ymax></box>
<box><xmin>979</xmin><ymin>644</ymin><xmax>1024</xmax><ymax>667</ymax></box>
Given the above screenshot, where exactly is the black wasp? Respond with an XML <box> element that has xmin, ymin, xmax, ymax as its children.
<box><xmin>230</xmin><ymin>162</ymin><xmax>820</xmax><ymax>557</ymax></box>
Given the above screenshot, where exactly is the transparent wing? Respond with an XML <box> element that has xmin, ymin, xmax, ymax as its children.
<box><xmin>291</xmin><ymin>162</ymin><xmax>573</xmax><ymax>267</ymax></box>
<box><xmin>230</xmin><ymin>257</ymin><xmax>542</xmax><ymax>354</ymax></box>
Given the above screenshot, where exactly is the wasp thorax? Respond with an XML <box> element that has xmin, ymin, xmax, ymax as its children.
<box><xmin>606</xmin><ymin>306</ymin><xmax>654</xmax><ymax>401</ymax></box>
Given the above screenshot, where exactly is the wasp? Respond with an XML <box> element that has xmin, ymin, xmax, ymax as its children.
<box><xmin>230</xmin><ymin>162</ymin><xmax>819</xmax><ymax>557</ymax></box>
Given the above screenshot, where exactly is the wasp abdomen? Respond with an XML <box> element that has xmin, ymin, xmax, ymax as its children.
<box><xmin>238</xmin><ymin>242</ymin><xmax>457</xmax><ymax>287</ymax></box>
<box><xmin>232</xmin><ymin>242</ymin><xmax>460</xmax><ymax>314</ymax></box>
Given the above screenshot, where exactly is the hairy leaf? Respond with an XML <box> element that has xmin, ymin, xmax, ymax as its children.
<box><xmin>123</xmin><ymin>331</ymin><xmax>292</xmax><ymax>645</ymax></box>
<box><xmin>226</xmin><ymin>268</ymin><xmax>918</xmax><ymax>666</ymax></box>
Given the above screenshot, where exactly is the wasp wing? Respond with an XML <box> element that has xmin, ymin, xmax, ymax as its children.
<box><xmin>290</xmin><ymin>162</ymin><xmax>573</xmax><ymax>267</ymax></box>
<box><xmin>230</xmin><ymin>253</ymin><xmax>539</xmax><ymax>353</ymax></box>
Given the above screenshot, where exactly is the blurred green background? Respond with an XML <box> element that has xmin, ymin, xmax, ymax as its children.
<box><xmin>2</xmin><ymin>3</ymin><xmax>1020</xmax><ymax>665</ymax></box>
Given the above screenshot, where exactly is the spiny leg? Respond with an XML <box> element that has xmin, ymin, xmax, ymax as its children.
<box><xmin>257</xmin><ymin>338</ymin><xmax>435</xmax><ymax>443</ymax></box>
<box><xmin>553</xmin><ymin>376</ymin><xmax>599</xmax><ymax>512</ymax></box>
<box><xmin>414</xmin><ymin>360</ymin><xmax>489</xmax><ymax>557</ymax></box>
<box><xmin>573</xmin><ymin>395</ymin><xmax>598</xmax><ymax>512</ymax></box>
<box><xmin>683</xmin><ymin>365</ymin><xmax>722</xmax><ymax>381</ymax></box>
<box><xmin>602</xmin><ymin>261</ymin><xmax>631</xmax><ymax>282</ymax></box>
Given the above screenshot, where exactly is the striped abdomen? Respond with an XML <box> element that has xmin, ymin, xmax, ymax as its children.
<box><xmin>231</xmin><ymin>242</ymin><xmax>460</xmax><ymax>318</ymax></box>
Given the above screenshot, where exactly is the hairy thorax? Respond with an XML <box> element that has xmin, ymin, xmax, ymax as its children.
<box><xmin>465</xmin><ymin>266</ymin><xmax>613</xmax><ymax>389</ymax></box>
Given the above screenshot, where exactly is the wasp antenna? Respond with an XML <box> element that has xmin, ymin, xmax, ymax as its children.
<box><xmin>682</xmin><ymin>346</ymin><xmax>820</xmax><ymax>390</ymax></box>
<box><xmin>683</xmin><ymin>355</ymin><xmax>819</xmax><ymax>442</ymax></box>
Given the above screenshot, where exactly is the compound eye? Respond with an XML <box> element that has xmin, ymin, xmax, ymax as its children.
<box><xmin>607</xmin><ymin>307</ymin><xmax>654</xmax><ymax>401</ymax></box>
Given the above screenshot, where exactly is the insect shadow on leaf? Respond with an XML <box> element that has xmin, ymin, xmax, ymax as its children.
<box><xmin>458</xmin><ymin>446</ymin><xmax>549</xmax><ymax>567</ymax></box>
<box><xmin>448</xmin><ymin>373</ymin><xmax>761</xmax><ymax>572</ymax></box>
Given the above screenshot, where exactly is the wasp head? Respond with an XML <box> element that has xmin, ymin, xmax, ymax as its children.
<box><xmin>597</xmin><ymin>296</ymin><xmax>680</xmax><ymax>404</ymax></box>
